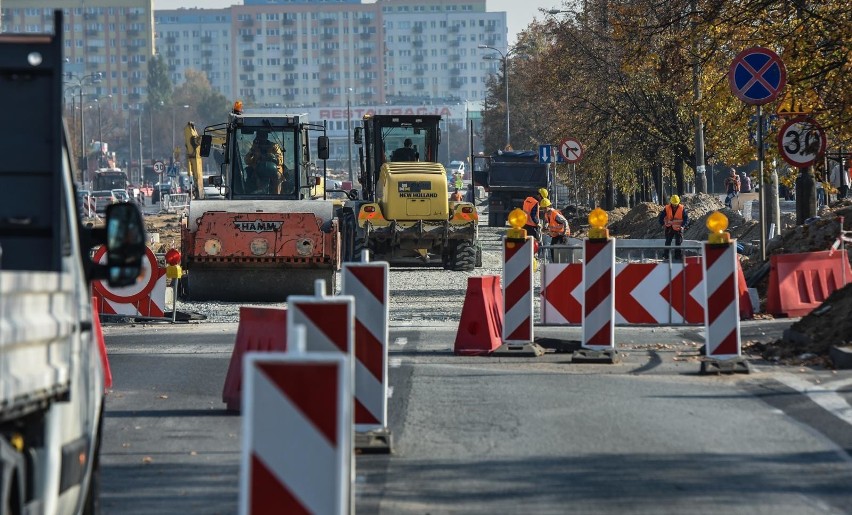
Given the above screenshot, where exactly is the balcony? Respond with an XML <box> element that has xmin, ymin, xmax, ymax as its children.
<box><xmin>284</xmin><ymin>63</ymin><xmax>296</xmax><ymax>71</ymax></box>
<box><xmin>359</xmin><ymin>47</ymin><xmax>373</xmax><ymax>55</ymax></box>
<box><xmin>412</xmin><ymin>25</ymin><xmax>423</xmax><ymax>34</ymax></box>
<box><xmin>84</xmin><ymin>13</ymin><xmax>97</xmax><ymax>20</ymax></box>
<box><xmin>201</xmin><ymin>63</ymin><xmax>213</xmax><ymax>71</ymax></box>
<box><xmin>414</xmin><ymin>82</ymin><xmax>425</xmax><ymax>90</ymax></box>
<box><xmin>283</xmin><ymin>32</ymin><xmax>295</xmax><ymax>41</ymax></box>
<box><xmin>322</xmin><ymin>32</ymin><xmax>334</xmax><ymax>40</ymax></box>
<box><xmin>449</xmin><ymin>39</ymin><xmax>459</xmax><ymax>47</ymax></box>
<box><xmin>165</xmin><ymin>36</ymin><xmax>176</xmax><ymax>43</ymax></box>
<box><xmin>413</xmin><ymin>54</ymin><xmax>424</xmax><ymax>62</ymax></box>
<box><xmin>128</xmin><ymin>61</ymin><xmax>140</xmax><ymax>69</ymax></box>
<box><xmin>449</xmin><ymin>68</ymin><xmax>461</xmax><ymax>76</ymax></box>
<box><xmin>128</xmin><ymin>92</ymin><xmax>141</xmax><ymax>100</ymax></box>
<box><xmin>242</xmin><ymin>18</ymin><xmax>254</xmax><ymax>26</ymax></box>
<box><xmin>242</xmin><ymin>34</ymin><xmax>254</xmax><ymax>42</ymax></box>
<box><xmin>450</xmin><ymin>78</ymin><xmax>464</xmax><ymax>89</ymax></box>
<box><xmin>166</xmin><ymin>50</ymin><xmax>176</xmax><ymax>57</ymax></box>
<box><xmin>359</xmin><ymin>32</ymin><xmax>372</xmax><ymax>41</ymax></box>
<box><xmin>321</xmin><ymin>63</ymin><xmax>334</xmax><ymax>70</ymax></box>
<box><xmin>359</xmin><ymin>17</ymin><xmax>372</xmax><ymax>25</ymax></box>
<box><xmin>449</xmin><ymin>25</ymin><xmax>460</xmax><ymax>33</ymax></box>
<box><xmin>486</xmin><ymin>25</ymin><xmax>496</xmax><ymax>32</ymax></box>
<box><xmin>321</xmin><ymin>77</ymin><xmax>334</xmax><ymax>85</ymax></box>
<box><xmin>129</xmin><ymin>76</ymin><xmax>142</xmax><ymax>85</ymax></box>
<box><xmin>126</xmin><ymin>13</ymin><xmax>140</xmax><ymax>21</ymax></box>
<box><xmin>167</xmin><ymin>65</ymin><xmax>176</xmax><ymax>72</ymax></box>
<box><xmin>360</xmin><ymin>62</ymin><xmax>373</xmax><ymax>70</ymax></box>
<box><xmin>283</xmin><ymin>49</ymin><xmax>295</xmax><ymax>56</ymax></box>
<box><xmin>283</xmin><ymin>79</ymin><xmax>295</xmax><ymax>86</ymax></box>
<box><xmin>201</xmin><ymin>36</ymin><xmax>212</xmax><ymax>44</ymax></box>
<box><xmin>87</xmin><ymin>45</ymin><xmax>101</xmax><ymax>53</ymax></box>
<box><xmin>244</xmin><ymin>64</ymin><xmax>255</xmax><ymax>72</ymax></box>
<box><xmin>127</xmin><ymin>29</ymin><xmax>139</xmax><ymax>37</ymax></box>
<box><xmin>202</xmin><ymin>50</ymin><xmax>213</xmax><ymax>57</ymax></box>
<box><xmin>322</xmin><ymin>48</ymin><xmax>335</xmax><ymax>55</ymax></box>
<box><xmin>85</xmin><ymin>29</ymin><xmax>99</xmax><ymax>36</ymax></box>
<box><xmin>282</xmin><ymin>18</ymin><xmax>295</xmax><ymax>26</ymax></box>
<box><xmin>413</xmin><ymin>40</ymin><xmax>423</xmax><ymax>48</ymax></box>
<box><xmin>321</xmin><ymin>93</ymin><xmax>335</xmax><ymax>102</ymax></box>
<box><xmin>321</xmin><ymin>18</ymin><xmax>334</xmax><ymax>25</ymax></box>
<box><xmin>246</xmin><ymin>80</ymin><xmax>256</xmax><ymax>87</ymax></box>
<box><xmin>243</xmin><ymin>49</ymin><xmax>255</xmax><ymax>57</ymax></box>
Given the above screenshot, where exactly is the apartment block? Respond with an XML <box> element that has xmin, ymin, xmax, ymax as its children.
<box><xmin>1</xmin><ymin>0</ymin><xmax>154</xmax><ymax>110</ymax></box>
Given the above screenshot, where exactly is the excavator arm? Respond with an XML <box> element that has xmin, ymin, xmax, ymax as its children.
<box><xmin>184</xmin><ymin>121</ymin><xmax>205</xmax><ymax>199</ymax></box>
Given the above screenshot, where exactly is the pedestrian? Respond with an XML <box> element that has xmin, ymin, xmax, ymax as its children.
<box><xmin>522</xmin><ymin>187</ymin><xmax>548</xmax><ymax>241</ymax></box>
<box><xmin>737</xmin><ymin>169</ymin><xmax>752</xmax><ymax>193</ymax></box>
<box><xmin>450</xmin><ymin>188</ymin><xmax>463</xmax><ymax>201</ymax></box>
<box><xmin>540</xmin><ymin>198</ymin><xmax>571</xmax><ymax>262</ymax></box>
<box><xmin>830</xmin><ymin>161</ymin><xmax>849</xmax><ymax>200</ymax></box>
<box><xmin>658</xmin><ymin>194</ymin><xmax>689</xmax><ymax>261</ymax></box>
<box><xmin>724</xmin><ymin>168</ymin><xmax>740</xmax><ymax>208</ymax></box>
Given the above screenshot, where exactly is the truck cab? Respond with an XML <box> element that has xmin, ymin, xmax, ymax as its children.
<box><xmin>0</xmin><ymin>12</ymin><xmax>146</xmax><ymax>513</ymax></box>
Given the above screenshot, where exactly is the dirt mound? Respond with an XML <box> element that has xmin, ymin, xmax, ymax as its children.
<box><xmin>755</xmin><ymin>283</ymin><xmax>852</xmax><ymax>366</ymax></box>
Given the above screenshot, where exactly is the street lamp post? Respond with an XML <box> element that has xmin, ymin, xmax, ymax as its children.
<box><xmin>347</xmin><ymin>88</ymin><xmax>354</xmax><ymax>183</ymax></box>
<box><xmin>171</xmin><ymin>104</ymin><xmax>190</xmax><ymax>164</ymax></box>
<box><xmin>64</xmin><ymin>72</ymin><xmax>102</xmax><ymax>183</ymax></box>
<box><xmin>479</xmin><ymin>44</ymin><xmax>510</xmax><ymax>150</ymax></box>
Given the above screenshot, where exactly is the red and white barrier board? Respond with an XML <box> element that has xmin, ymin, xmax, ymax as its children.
<box><xmin>342</xmin><ymin>261</ymin><xmax>389</xmax><ymax>431</ymax></box>
<box><xmin>502</xmin><ymin>236</ymin><xmax>534</xmax><ymax>343</ymax></box>
<box><xmin>703</xmin><ymin>242</ymin><xmax>741</xmax><ymax>358</ymax></box>
<box><xmin>542</xmin><ymin>259</ymin><xmax>705</xmax><ymax>325</ymax></box>
<box><xmin>92</xmin><ymin>245</ymin><xmax>166</xmax><ymax>317</ymax></box>
<box><xmin>239</xmin><ymin>352</ymin><xmax>351</xmax><ymax>515</ymax></box>
<box><xmin>582</xmin><ymin>239</ymin><xmax>615</xmax><ymax>349</ymax></box>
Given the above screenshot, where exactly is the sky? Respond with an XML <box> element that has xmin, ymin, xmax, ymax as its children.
<box><xmin>153</xmin><ymin>0</ymin><xmax>564</xmax><ymax>45</ymax></box>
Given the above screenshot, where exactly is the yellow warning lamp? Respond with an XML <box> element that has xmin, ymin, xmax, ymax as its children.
<box><xmin>706</xmin><ymin>211</ymin><xmax>731</xmax><ymax>244</ymax></box>
<box><xmin>506</xmin><ymin>208</ymin><xmax>528</xmax><ymax>240</ymax></box>
<box><xmin>232</xmin><ymin>100</ymin><xmax>243</xmax><ymax>114</ymax></box>
<box><xmin>587</xmin><ymin>208</ymin><xmax>610</xmax><ymax>240</ymax></box>
<box><xmin>166</xmin><ymin>264</ymin><xmax>183</xmax><ymax>280</ymax></box>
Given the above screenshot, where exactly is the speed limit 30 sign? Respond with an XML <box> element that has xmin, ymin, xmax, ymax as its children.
<box><xmin>777</xmin><ymin>116</ymin><xmax>825</xmax><ymax>168</ymax></box>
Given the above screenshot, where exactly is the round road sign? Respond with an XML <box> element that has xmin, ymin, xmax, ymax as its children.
<box><xmin>153</xmin><ymin>160</ymin><xmax>166</xmax><ymax>174</ymax></box>
<box><xmin>92</xmin><ymin>245</ymin><xmax>160</xmax><ymax>304</ymax></box>
<box><xmin>558</xmin><ymin>137</ymin><xmax>584</xmax><ymax>163</ymax></box>
<box><xmin>777</xmin><ymin>116</ymin><xmax>825</xmax><ymax>168</ymax></box>
<box><xmin>728</xmin><ymin>47</ymin><xmax>786</xmax><ymax>105</ymax></box>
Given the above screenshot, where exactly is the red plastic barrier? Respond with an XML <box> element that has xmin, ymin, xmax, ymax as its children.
<box><xmin>92</xmin><ymin>297</ymin><xmax>112</xmax><ymax>389</ymax></box>
<box><xmin>765</xmin><ymin>250</ymin><xmax>851</xmax><ymax>317</ymax></box>
<box><xmin>736</xmin><ymin>259</ymin><xmax>753</xmax><ymax>320</ymax></box>
<box><xmin>454</xmin><ymin>276</ymin><xmax>503</xmax><ymax>355</ymax></box>
<box><xmin>222</xmin><ymin>307</ymin><xmax>287</xmax><ymax>411</ymax></box>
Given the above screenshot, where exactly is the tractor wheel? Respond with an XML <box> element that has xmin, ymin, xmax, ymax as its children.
<box><xmin>452</xmin><ymin>241</ymin><xmax>476</xmax><ymax>271</ymax></box>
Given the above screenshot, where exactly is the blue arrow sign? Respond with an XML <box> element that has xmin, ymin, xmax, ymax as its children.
<box><xmin>539</xmin><ymin>144</ymin><xmax>552</xmax><ymax>163</ymax></box>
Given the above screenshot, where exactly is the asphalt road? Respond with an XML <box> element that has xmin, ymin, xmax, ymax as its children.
<box><xmin>100</xmin><ymin>321</ymin><xmax>852</xmax><ymax>514</ymax></box>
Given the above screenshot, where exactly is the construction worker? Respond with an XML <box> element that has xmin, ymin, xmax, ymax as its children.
<box><xmin>521</xmin><ymin>187</ymin><xmax>548</xmax><ymax>241</ymax></box>
<box><xmin>541</xmin><ymin>198</ymin><xmax>571</xmax><ymax>262</ymax></box>
<box><xmin>450</xmin><ymin>188</ymin><xmax>464</xmax><ymax>201</ymax></box>
<box><xmin>391</xmin><ymin>138</ymin><xmax>418</xmax><ymax>161</ymax></box>
<box><xmin>245</xmin><ymin>130</ymin><xmax>285</xmax><ymax>194</ymax></box>
<box><xmin>657</xmin><ymin>194</ymin><xmax>689</xmax><ymax>260</ymax></box>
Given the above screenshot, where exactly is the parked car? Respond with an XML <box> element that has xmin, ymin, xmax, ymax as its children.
<box><xmin>151</xmin><ymin>181</ymin><xmax>174</xmax><ymax>204</ymax></box>
<box><xmin>91</xmin><ymin>190</ymin><xmax>118</xmax><ymax>214</ymax></box>
<box><xmin>111</xmin><ymin>189</ymin><xmax>130</xmax><ymax>203</ymax></box>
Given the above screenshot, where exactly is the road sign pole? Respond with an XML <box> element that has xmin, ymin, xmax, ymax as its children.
<box><xmin>757</xmin><ymin>105</ymin><xmax>767</xmax><ymax>262</ymax></box>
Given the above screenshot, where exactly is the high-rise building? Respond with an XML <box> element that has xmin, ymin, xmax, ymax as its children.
<box><xmin>1</xmin><ymin>0</ymin><xmax>154</xmax><ymax>110</ymax></box>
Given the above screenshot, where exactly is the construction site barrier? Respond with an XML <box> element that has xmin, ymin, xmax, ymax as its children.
<box><xmin>92</xmin><ymin>245</ymin><xmax>167</xmax><ymax>318</ymax></box>
<box><xmin>765</xmin><ymin>250</ymin><xmax>851</xmax><ymax>317</ymax></box>
<box><xmin>454</xmin><ymin>276</ymin><xmax>504</xmax><ymax>355</ymax></box>
<box><xmin>502</xmin><ymin>236</ymin><xmax>534</xmax><ymax>343</ymax></box>
<box><xmin>92</xmin><ymin>297</ymin><xmax>112</xmax><ymax>389</ymax></box>
<box><xmin>239</xmin><ymin>347</ymin><xmax>351</xmax><ymax>515</ymax></box>
<box><xmin>341</xmin><ymin>259</ymin><xmax>389</xmax><ymax>432</ymax></box>
<box><xmin>222</xmin><ymin>307</ymin><xmax>288</xmax><ymax>412</ymax></box>
<box><xmin>582</xmin><ymin>238</ymin><xmax>616</xmax><ymax>349</ymax></box>
<box><xmin>703</xmin><ymin>242</ymin><xmax>741</xmax><ymax>359</ymax></box>
<box><xmin>541</xmin><ymin>240</ymin><xmax>752</xmax><ymax>325</ymax></box>
<box><xmin>162</xmin><ymin>193</ymin><xmax>190</xmax><ymax>213</ymax></box>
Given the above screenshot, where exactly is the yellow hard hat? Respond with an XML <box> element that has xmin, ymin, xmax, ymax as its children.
<box><xmin>670</xmin><ymin>194</ymin><xmax>680</xmax><ymax>205</ymax></box>
<box><xmin>538</xmin><ymin>188</ymin><xmax>549</xmax><ymax>199</ymax></box>
<box><xmin>540</xmin><ymin>198</ymin><xmax>552</xmax><ymax>208</ymax></box>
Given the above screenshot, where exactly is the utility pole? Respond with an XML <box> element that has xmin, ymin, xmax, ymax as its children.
<box><xmin>691</xmin><ymin>0</ymin><xmax>707</xmax><ymax>193</ymax></box>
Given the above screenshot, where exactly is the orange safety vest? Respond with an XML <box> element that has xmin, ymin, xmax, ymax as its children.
<box><xmin>522</xmin><ymin>196</ymin><xmax>539</xmax><ymax>227</ymax></box>
<box><xmin>545</xmin><ymin>209</ymin><xmax>569</xmax><ymax>237</ymax></box>
<box><xmin>664</xmin><ymin>204</ymin><xmax>684</xmax><ymax>231</ymax></box>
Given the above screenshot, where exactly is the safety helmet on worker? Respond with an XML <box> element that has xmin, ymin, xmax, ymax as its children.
<box><xmin>540</xmin><ymin>198</ymin><xmax>552</xmax><ymax>208</ymax></box>
<box><xmin>538</xmin><ymin>188</ymin><xmax>549</xmax><ymax>199</ymax></box>
<box><xmin>670</xmin><ymin>195</ymin><xmax>680</xmax><ymax>205</ymax></box>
